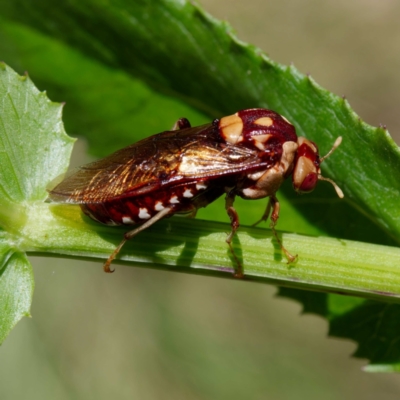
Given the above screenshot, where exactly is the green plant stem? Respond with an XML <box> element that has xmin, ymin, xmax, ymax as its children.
<box><xmin>18</xmin><ymin>203</ymin><xmax>400</xmax><ymax>302</ymax></box>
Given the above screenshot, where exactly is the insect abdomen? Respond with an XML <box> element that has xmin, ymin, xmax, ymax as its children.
<box><xmin>81</xmin><ymin>180</ymin><xmax>213</xmax><ymax>226</ymax></box>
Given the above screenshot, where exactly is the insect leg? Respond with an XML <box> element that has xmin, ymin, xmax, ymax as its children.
<box><xmin>171</xmin><ymin>118</ymin><xmax>191</xmax><ymax>131</ymax></box>
<box><xmin>187</xmin><ymin>207</ymin><xmax>197</xmax><ymax>218</ymax></box>
<box><xmin>103</xmin><ymin>207</ymin><xmax>173</xmax><ymax>273</ymax></box>
<box><xmin>251</xmin><ymin>200</ymin><xmax>272</xmax><ymax>227</ymax></box>
<box><xmin>268</xmin><ymin>195</ymin><xmax>297</xmax><ymax>263</ymax></box>
<box><xmin>225</xmin><ymin>191</ymin><xmax>244</xmax><ymax>278</ymax></box>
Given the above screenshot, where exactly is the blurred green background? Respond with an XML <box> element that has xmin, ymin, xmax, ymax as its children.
<box><xmin>1</xmin><ymin>1</ymin><xmax>400</xmax><ymax>399</ymax></box>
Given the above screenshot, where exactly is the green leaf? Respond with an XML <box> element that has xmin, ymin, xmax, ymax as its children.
<box><xmin>0</xmin><ymin>18</ymin><xmax>208</xmax><ymax>157</ymax></box>
<box><xmin>1</xmin><ymin>0</ymin><xmax>398</xmax><ymax>241</ymax></box>
<box><xmin>0</xmin><ymin>65</ymin><xmax>73</xmax><ymax>201</ymax></box>
<box><xmin>0</xmin><ymin>243</ymin><xmax>33</xmax><ymax>344</ymax></box>
<box><xmin>0</xmin><ymin>63</ymin><xmax>74</xmax><ymax>343</ymax></box>
<box><xmin>0</xmin><ymin>0</ymin><xmax>399</xmax><ymax>370</ymax></box>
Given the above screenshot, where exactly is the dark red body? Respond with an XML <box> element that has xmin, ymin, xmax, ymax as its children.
<box><xmin>82</xmin><ymin>179</ymin><xmax>221</xmax><ymax>225</ymax></box>
<box><xmin>50</xmin><ymin>108</ymin><xmax>300</xmax><ymax>227</ymax></box>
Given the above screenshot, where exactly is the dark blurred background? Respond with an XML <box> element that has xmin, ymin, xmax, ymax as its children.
<box><xmin>1</xmin><ymin>1</ymin><xmax>400</xmax><ymax>399</ymax></box>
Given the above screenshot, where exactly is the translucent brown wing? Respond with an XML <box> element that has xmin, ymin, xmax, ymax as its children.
<box><xmin>49</xmin><ymin>123</ymin><xmax>268</xmax><ymax>204</ymax></box>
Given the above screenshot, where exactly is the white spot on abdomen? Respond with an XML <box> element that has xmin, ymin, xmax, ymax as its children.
<box><xmin>122</xmin><ymin>216</ymin><xmax>134</xmax><ymax>224</ymax></box>
<box><xmin>170</xmin><ymin>196</ymin><xmax>180</xmax><ymax>204</ymax></box>
<box><xmin>196</xmin><ymin>183</ymin><xmax>207</xmax><ymax>190</ymax></box>
<box><xmin>139</xmin><ymin>208</ymin><xmax>151</xmax><ymax>219</ymax></box>
<box><xmin>155</xmin><ymin>201</ymin><xmax>165</xmax><ymax>211</ymax></box>
<box><xmin>183</xmin><ymin>189</ymin><xmax>193</xmax><ymax>198</ymax></box>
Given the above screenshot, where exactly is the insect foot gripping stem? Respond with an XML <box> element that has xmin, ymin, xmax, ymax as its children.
<box><xmin>225</xmin><ymin>192</ymin><xmax>244</xmax><ymax>279</ymax></box>
<box><xmin>268</xmin><ymin>195</ymin><xmax>298</xmax><ymax>264</ymax></box>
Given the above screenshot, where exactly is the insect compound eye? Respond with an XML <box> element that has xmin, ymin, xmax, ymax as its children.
<box><xmin>297</xmin><ymin>171</ymin><xmax>318</xmax><ymax>193</ymax></box>
<box><xmin>292</xmin><ymin>154</ymin><xmax>319</xmax><ymax>194</ymax></box>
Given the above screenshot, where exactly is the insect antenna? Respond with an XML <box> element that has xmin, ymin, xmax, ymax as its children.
<box><xmin>320</xmin><ymin>136</ymin><xmax>342</xmax><ymax>163</ymax></box>
<box><xmin>318</xmin><ymin>136</ymin><xmax>344</xmax><ymax>198</ymax></box>
<box><xmin>318</xmin><ymin>175</ymin><xmax>344</xmax><ymax>198</ymax></box>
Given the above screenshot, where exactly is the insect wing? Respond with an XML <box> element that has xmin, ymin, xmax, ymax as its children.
<box><xmin>49</xmin><ymin>123</ymin><xmax>267</xmax><ymax>204</ymax></box>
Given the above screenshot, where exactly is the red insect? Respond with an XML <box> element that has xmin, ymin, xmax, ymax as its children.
<box><xmin>49</xmin><ymin>108</ymin><xmax>343</xmax><ymax>277</ymax></box>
